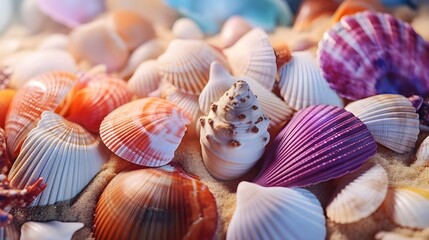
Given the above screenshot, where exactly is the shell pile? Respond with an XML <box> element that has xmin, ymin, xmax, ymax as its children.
<box><xmin>0</xmin><ymin>1</ymin><xmax>429</xmax><ymax>240</ymax></box>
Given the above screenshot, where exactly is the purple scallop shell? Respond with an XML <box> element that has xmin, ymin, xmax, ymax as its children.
<box><xmin>254</xmin><ymin>105</ymin><xmax>376</xmax><ymax>188</ymax></box>
<box><xmin>317</xmin><ymin>11</ymin><xmax>429</xmax><ymax>100</ymax></box>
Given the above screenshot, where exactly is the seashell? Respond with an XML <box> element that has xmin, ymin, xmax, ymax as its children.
<box><xmin>224</xmin><ymin>28</ymin><xmax>277</xmax><ymax>90</ymax></box>
<box><xmin>172</xmin><ymin>18</ymin><xmax>204</xmax><ymax>40</ymax></box>
<box><xmin>100</xmin><ymin>98</ymin><xmax>191</xmax><ymax>167</ymax></box>
<box><xmin>0</xmin><ymin>0</ymin><xmax>12</xmax><ymax>34</ymax></box>
<box><xmin>293</xmin><ymin>0</ymin><xmax>340</xmax><ymax>31</ymax></box>
<box><xmin>220</xmin><ymin>16</ymin><xmax>253</xmax><ymax>48</ymax></box>
<box><xmin>0</xmin><ymin>65</ymin><xmax>12</xmax><ymax>90</ymax></box>
<box><xmin>254</xmin><ymin>105</ymin><xmax>377</xmax><ymax>187</ymax></box>
<box><xmin>10</xmin><ymin>50</ymin><xmax>77</xmax><ymax>89</ymax></box>
<box><xmin>331</xmin><ymin>0</ymin><xmax>385</xmax><ymax>24</ymax></box>
<box><xmin>326</xmin><ymin>163</ymin><xmax>389</xmax><ymax>224</ymax></box>
<box><xmin>278</xmin><ymin>51</ymin><xmax>343</xmax><ymax>110</ymax></box>
<box><xmin>6</xmin><ymin>71</ymin><xmax>77</xmax><ymax>158</ymax></box>
<box><xmin>9</xmin><ymin>111</ymin><xmax>107</xmax><ymax>206</ymax></box>
<box><xmin>345</xmin><ymin>94</ymin><xmax>419</xmax><ymax>153</ymax></box>
<box><xmin>127</xmin><ymin>60</ymin><xmax>161</xmax><ymax>98</ymax></box>
<box><xmin>21</xmin><ymin>221</ymin><xmax>84</xmax><ymax>240</ymax></box>
<box><xmin>200</xmin><ymin>80</ymin><xmax>270</xmax><ymax>180</ymax></box>
<box><xmin>317</xmin><ymin>11</ymin><xmax>429</xmax><ymax>100</ymax></box>
<box><xmin>383</xmin><ymin>187</ymin><xmax>429</xmax><ymax>229</ymax></box>
<box><xmin>35</xmin><ymin>0</ymin><xmax>105</xmax><ymax>28</ymax></box>
<box><xmin>272</xmin><ymin>42</ymin><xmax>292</xmax><ymax>70</ymax></box>
<box><xmin>0</xmin><ymin>127</ymin><xmax>10</xmax><ymax>173</ymax></box>
<box><xmin>0</xmin><ymin>89</ymin><xmax>16</xmax><ymax>129</ymax></box>
<box><xmin>227</xmin><ymin>182</ymin><xmax>326</xmax><ymax>240</ymax></box>
<box><xmin>411</xmin><ymin>96</ymin><xmax>429</xmax><ymax>131</ymax></box>
<box><xmin>415</xmin><ymin>135</ymin><xmax>429</xmax><ymax>167</ymax></box>
<box><xmin>157</xmin><ymin>39</ymin><xmax>227</xmax><ymax>95</ymax></box>
<box><xmin>37</xmin><ymin>34</ymin><xmax>70</xmax><ymax>51</ymax></box>
<box><xmin>93</xmin><ymin>164</ymin><xmax>218</xmax><ymax>240</ymax></box>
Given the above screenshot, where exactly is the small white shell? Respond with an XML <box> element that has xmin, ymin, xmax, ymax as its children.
<box><xmin>227</xmin><ymin>182</ymin><xmax>326</xmax><ymax>240</ymax></box>
<box><xmin>278</xmin><ymin>51</ymin><xmax>343</xmax><ymax>110</ymax></box>
<box><xmin>172</xmin><ymin>18</ymin><xmax>204</xmax><ymax>40</ymax></box>
<box><xmin>327</xmin><ymin>163</ymin><xmax>388</xmax><ymax>224</ymax></box>
<box><xmin>21</xmin><ymin>221</ymin><xmax>84</xmax><ymax>240</ymax></box>
<box><xmin>220</xmin><ymin>16</ymin><xmax>253</xmax><ymax>48</ymax></box>
<box><xmin>127</xmin><ymin>60</ymin><xmax>161</xmax><ymax>98</ymax></box>
<box><xmin>415</xmin><ymin>136</ymin><xmax>429</xmax><ymax>166</ymax></box>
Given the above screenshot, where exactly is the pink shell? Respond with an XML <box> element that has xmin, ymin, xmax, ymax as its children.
<box><xmin>317</xmin><ymin>11</ymin><xmax>429</xmax><ymax>100</ymax></box>
<box><xmin>254</xmin><ymin>105</ymin><xmax>377</xmax><ymax>187</ymax></box>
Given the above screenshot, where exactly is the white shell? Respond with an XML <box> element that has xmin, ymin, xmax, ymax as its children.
<box><xmin>224</xmin><ymin>28</ymin><xmax>276</xmax><ymax>90</ymax></box>
<box><xmin>9</xmin><ymin>111</ymin><xmax>107</xmax><ymax>206</ymax></box>
<box><xmin>220</xmin><ymin>16</ymin><xmax>253</xmax><ymax>48</ymax></box>
<box><xmin>327</xmin><ymin>163</ymin><xmax>388</xmax><ymax>224</ymax></box>
<box><xmin>37</xmin><ymin>34</ymin><xmax>70</xmax><ymax>51</ymax></box>
<box><xmin>172</xmin><ymin>18</ymin><xmax>204</xmax><ymax>40</ymax></box>
<box><xmin>278</xmin><ymin>51</ymin><xmax>343</xmax><ymax>110</ymax></box>
<box><xmin>415</xmin><ymin>136</ymin><xmax>429</xmax><ymax>167</ymax></box>
<box><xmin>227</xmin><ymin>182</ymin><xmax>326</xmax><ymax>240</ymax></box>
<box><xmin>127</xmin><ymin>60</ymin><xmax>161</xmax><ymax>98</ymax></box>
<box><xmin>21</xmin><ymin>221</ymin><xmax>84</xmax><ymax>240</ymax></box>
<box><xmin>345</xmin><ymin>94</ymin><xmax>420</xmax><ymax>153</ymax></box>
<box><xmin>384</xmin><ymin>187</ymin><xmax>429</xmax><ymax>229</ymax></box>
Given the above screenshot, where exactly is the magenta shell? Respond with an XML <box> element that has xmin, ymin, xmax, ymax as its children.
<box><xmin>318</xmin><ymin>11</ymin><xmax>429</xmax><ymax>100</ymax></box>
<box><xmin>254</xmin><ymin>105</ymin><xmax>377</xmax><ymax>188</ymax></box>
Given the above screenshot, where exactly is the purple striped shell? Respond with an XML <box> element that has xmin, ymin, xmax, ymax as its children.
<box><xmin>318</xmin><ymin>11</ymin><xmax>429</xmax><ymax>100</ymax></box>
<box><xmin>254</xmin><ymin>105</ymin><xmax>376</xmax><ymax>188</ymax></box>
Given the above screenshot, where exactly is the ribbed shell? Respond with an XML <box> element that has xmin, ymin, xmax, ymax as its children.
<box><xmin>5</xmin><ymin>71</ymin><xmax>77</xmax><ymax>158</ymax></box>
<box><xmin>278</xmin><ymin>51</ymin><xmax>342</xmax><ymax>110</ymax></box>
<box><xmin>318</xmin><ymin>11</ymin><xmax>429</xmax><ymax>100</ymax></box>
<box><xmin>254</xmin><ymin>105</ymin><xmax>377</xmax><ymax>187</ymax></box>
<box><xmin>224</xmin><ymin>28</ymin><xmax>277</xmax><ymax>90</ymax></box>
<box><xmin>415</xmin><ymin>136</ymin><xmax>429</xmax><ymax>166</ymax></box>
<box><xmin>9</xmin><ymin>111</ymin><xmax>107</xmax><ymax>206</ymax></box>
<box><xmin>327</xmin><ymin>163</ymin><xmax>388</xmax><ymax>223</ymax></box>
<box><xmin>345</xmin><ymin>94</ymin><xmax>419</xmax><ymax>153</ymax></box>
<box><xmin>99</xmin><ymin>98</ymin><xmax>190</xmax><ymax>167</ymax></box>
<box><xmin>227</xmin><ymin>182</ymin><xmax>326</xmax><ymax>240</ymax></box>
<box><xmin>127</xmin><ymin>60</ymin><xmax>161</xmax><ymax>98</ymax></box>
<box><xmin>93</xmin><ymin>165</ymin><xmax>218</xmax><ymax>240</ymax></box>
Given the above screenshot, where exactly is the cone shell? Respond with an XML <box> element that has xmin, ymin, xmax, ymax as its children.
<box><xmin>293</xmin><ymin>0</ymin><xmax>339</xmax><ymax>31</ymax></box>
<box><xmin>220</xmin><ymin>16</ymin><xmax>253</xmax><ymax>48</ymax></box>
<box><xmin>100</xmin><ymin>98</ymin><xmax>190</xmax><ymax>167</ymax></box>
<box><xmin>172</xmin><ymin>18</ymin><xmax>204</xmax><ymax>40</ymax></box>
<box><xmin>9</xmin><ymin>111</ymin><xmax>107</xmax><ymax>206</ymax></box>
<box><xmin>0</xmin><ymin>89</ymin><xmax>16</xmax><ymax>129</ymax></box>
<box><xmin>127</xmin><ymin>60</ymin><xmax>161</xmax><ymax>98</ymax></box>
<box><xmin>318</xmin><ymin>11</ymin><xmax>429</xmax><ymax>100</ymax></box>
<box><xmin>415</xmin><ymin>136</ymin><xmax>429</xmax><ymax>166</ymax></box>
<box><xmin>158</xmin><ymin>39</ymin><xmax>227</xmax><ymax>95</ymax></box>
<box><xmin>5</xmin><ymin>71</ymin><xmax>77</xmax><ymax>158</ymax></box>
<box><xmin>93</xmin><ymin>165</ymin><xmax>218</xmax><ymax>240</ymax></box>
<box><xmin>327</xmin><ymin>163</ymin><xmax>388</xmax><ymax>224</ymax></box>
<box><xmin>224</xmin><ymin>28</ymin><xmax>276</xmax><ymax>90</ymax></box>
<box><xmin>345</xmin><ymin>94</ymin><xmax>419</xmax><ymax>153</ymax></box>
<box><xmin>383</xmin><ymin>187</ymin><xmax>429</xmax><ymax>229</ymax></box>
<box><xmin>254</xmin><ymin>105</ymin><xmax>377</xmax><ymax>187</ymax></box>
<box><xmin>227</xmin><ymin>182</ymin><xmax>326</xmax><ymax>240</ymax></box>
<box><xmin>278</xmin><ymin>51</ymin><xmax>343</xmax><ymax>110</ymax></box>
<box><xmin>331</xmin><ymin>0</ymin><xmax>385</xmax><ymax>24</ymax></box>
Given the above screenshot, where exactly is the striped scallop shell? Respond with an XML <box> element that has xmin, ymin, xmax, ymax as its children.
<box><xmin>5</xmin><ymin>71</ymin><xmax>77</xmax><ymax>158</ymax></box>
<box><xmin>99</xmin><ymin>98</ymin><xmax>191</xmax><ymax>167</ymax></box>
<box><xmin>158</xmin><ymin>39</ymin><xmax>227</xmax><ymax>95</ymax></box>
<box><xmin>327</xmin><ymin>163</ymin><xmax>388</xmax><ymax>224</ymax></box>
<box><xmin>345</xmin><ymin>94</ymin><xmax>419</xmax><ymax>153</ymax></box>
<box><xmin>127</xmin><ymin>60</ymin><xmax>161</xmax><ymax>98</ymax></box>
<box><xmin>415</xmin><ymin>136</ymin><xmax>429</xmax><ymax>167</ymax></box>
<box><xmin>93</xmin><ymin>165</ymin><xmax>218</xmax><ymax>240</ymax></box>
<box><xmin>0</xmin><ymin>89</ymin><xmax>15</xmax><ymax>129</ymax></box>
<box><xmin>224</xmin><ymin>28</ymin><xmax>277</xmax><ymax>90</ymax></box>
<box><xmin>9</xmin><ymin>111</ymin><xmax>107</xmax><ymax>206</ymax></box>
<box><xmin>318</xmin><ymin>11</ymin><xmax>429</xmax><ymax>100</ymax></box>
<box><xmin>227</xmin><ymin>182</ymin><xmax>326</xmax><ymax>240</ymax></box>
<box><xmin>254</xmin><ymin>105</ymin><xmax>377</xmax><ymax>187</ymax></box>
<box><xmin>278</xmin><ymin>51</ymin><xmax>342</xmax><ymax>110</ymax></box>
<box><xmin>383</xmin><ymin>187</ymin><xmax>429</xmax><ymax>229</ymax></box>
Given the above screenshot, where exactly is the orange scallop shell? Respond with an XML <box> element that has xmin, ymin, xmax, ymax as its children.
<box><xmin>331</xmin><ymin>0</ymin><xmax>385</xmax><ymax>24</ymax></box>
<box><xmin>0</xmin><ymin>89</ymin><xmax>16</xmax><ymax>129</ymax></box>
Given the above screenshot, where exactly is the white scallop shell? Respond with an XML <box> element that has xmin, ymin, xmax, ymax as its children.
<box><xmin>172</xmin><ymin>18</ymin><xmax>204</xmax><ymax>40</ymax></box>
<box><xmin>224</xmin><ymin>28</ymin><xmax>277</xmax><ymax>90</ymax></box>
<box><xmin>227</xmin><ymin>182</ymin><xmax>326</xmax><ymax>240</ymax></box>
<box><xmin>278</xmin><ymin>51</ymin><xmax>343</xmax><ymax>110</ymax></box>
<box><xmin>345</xmin><ymin>94</ymin><xmax>420</xmax><ymax>153</ymax></box>
<box><xmin>220</xmin><ymin>16</ymin><xmax>253</xmax><ymax>48</ymax></box>
<box><xmin>21</xmin><ymin>221</ymin><xmax>84</xmax><ymax>240</ymax></box>
<box><xmin>327</xmin><ymin>163</ymin><xmax>388</xmax><ymax>224</ymax></box>
<box><xmin>9</xmin><ymin>111</ymin><xmax>107</xmax><ymax>206</ymax></box>
<box><xmin>384</xmin><ymin>187</ymin><xmax>429</xmax><ymax>229</ymax></box>
<box><xmin>127</xmin><ymin>60</ymin><xmax>161</xmax><ymax>98</ymax></box>
<box><xmin>415</xmin><ymin>135</ymin><xmax>429</xmax><ymax>167</ymax></box>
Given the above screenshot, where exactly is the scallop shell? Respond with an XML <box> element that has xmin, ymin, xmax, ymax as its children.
<box><xmin>172</xmin><ymin>18</ymin><xmax>204</xmax><ymax>40</ymax></box>
<box><xmin>100</xmin><ymin>98</ymin><xmax>191</xmax><ymax>167</ymax></box>
<box><xmin>326</xmin><ymin>163</ymin><xmax>388</xmax><ymax>224</ymax></box>
<box><xmin>345</xmin><ymin>94</ymin><xmax>419</xmax><ymax>153</ymax></box>
<box><xmin>200</xmin><ymin>80</ymin><xmax>270</xmax><ymax>180</ymax></box>
<box><xmin>227</xmin><ymin>182</ymin><xmax>326</xmax><ymax>240</ymax></box>
<box><xmin>0</xmin><ymin>127</ymin><xmax>10</xmax><ymax>173</ymax></box>
<box><xmin>224</xmin><ymin>28</ymin><xmax>276</xmax><ymax>90</ymax></box>
<box><xmin>0</xmin><ymin>89</ymin><xmax>16</xmax><ymax>129</ymax></box>
<box><xmin>331</xmin><ymin>0</ymin><xmax>385</xmax><ymax>24</ymax></box>
<box><xmin>383</xmin><ymin>187</ymin><xmax>429</xmax><ymax>229</ymax></box>
<box><xmin>127</xmin><ymin>60</ymin><xmax>161</xmax><ymax>98</ymax></box>
<box><xmin>415</xmin><ymin>136</ymin><xmax>429</xmax><ymax>166</ymax></box>
<box><xmin>9</xmin><ymin>111</ymin><xmax>107</xmax><ymax>206</ymax></box>
<box><xmin>157</xmin><ymin>39</ymin><xmax>227</xmax><ymax>95</ymax></box>
<box><xmin>5</xmin><ymin>71</ymin><xmax>77</xmax><ymax>158</ymax></box>
<box><xmin>93</xmin><ymin>164</ymin><xmax>218</xmax><ymax>240</ymax></box>
<box><xmin>254</xmin><ymin>105</ymin><xmax>377</xmax><ymax>187</ymax></box>
<box><xmin>293</xmin><ymin>0</ymin><xmax>339</xmax><ymax>31</ymax></box>
<box><xmin>21</xmin><ymin>221</ymin><xmax>84</xmax><ymax>240</ymax></box>
<box><xmin>318</xmin><ymin>11</ymin><xmax>429</xmax><ymax>100</ymax></box>
<box><xmin>278</xmin><ymin>51</ymin><xmax>343</xmax><ymax>110</ymax></box>
<box><xmin>220</xmin><ymin>16</ymin><xmax>253</xmax><ymax>48</ymax></box>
